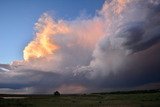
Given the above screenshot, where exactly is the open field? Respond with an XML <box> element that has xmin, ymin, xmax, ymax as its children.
<box><xmin>0</xmin><ymin>90</ymin><xmax>160</xmax><ymax>107</ymax></box>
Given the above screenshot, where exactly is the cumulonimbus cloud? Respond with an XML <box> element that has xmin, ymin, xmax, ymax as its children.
<box><xmin>0</xmin><ymin>0</ymin><xmax>160</xmax><ymax>94</ymax></box>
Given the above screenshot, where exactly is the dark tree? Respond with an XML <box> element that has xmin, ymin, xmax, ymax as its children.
<box><xmin>54</xmin><ymin>91</ymin><xmax>60</xmax><ymax>96</ymax></box>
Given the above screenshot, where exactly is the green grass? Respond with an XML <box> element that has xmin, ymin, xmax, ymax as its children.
<box><xmin>0</xmin><ymin>92</ymin><xmax>160</xmax><ymax>107</ymax></box>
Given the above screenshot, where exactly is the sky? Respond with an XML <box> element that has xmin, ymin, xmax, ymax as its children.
<box><xmin>0</xmin><ymin>0</ymin><xmax>160</xmax><ymax>94</ymax></box>
<box><xmin>0</xmin><ymin>0</ymin><xmax>105</xmax><ymax>64</ymax></box>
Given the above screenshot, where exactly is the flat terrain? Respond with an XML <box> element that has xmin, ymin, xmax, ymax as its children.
<box><xmin>0</xmin><ymin>91</ymin><xmax>160</xmax><ymax>107</ymax></box>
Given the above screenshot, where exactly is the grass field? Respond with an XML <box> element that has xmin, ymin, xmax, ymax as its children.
<box><xmin>0</xmin><ymin>90</ymin><xmax>160</xmax><ymax>107</ymax></box>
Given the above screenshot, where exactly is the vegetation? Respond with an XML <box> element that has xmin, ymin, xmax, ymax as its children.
<box><xmin>54</xmin><ymin>91</ymin><xmax>60</xmax><ymax>96</ymax></box>
<box><xmin>0</xmin><ymin>90</ymin><xmax>160</xmax><ymax>107</ymax></box>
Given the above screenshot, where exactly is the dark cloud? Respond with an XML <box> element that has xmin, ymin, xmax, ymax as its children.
<box><xmin>0</xmin><ymin>64</ymin><xmax>12</xmax><ymax>70</ymax></box>
<box><xmin>117</xmin><ymin>2</ymin><xmax>160</xmax><ymax>53</ymax></box>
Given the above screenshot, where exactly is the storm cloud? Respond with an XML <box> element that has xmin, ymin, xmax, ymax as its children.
<box><xmin>0</xmin><ymin>0</ymin><xmax>160</xmax><ymax>94</ymax></box>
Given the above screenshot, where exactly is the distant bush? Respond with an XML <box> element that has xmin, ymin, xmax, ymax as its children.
<box><xmin>54</xmin><ymin>91</ymin><xmax>60</xmax><ymax>96</ymax></box>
